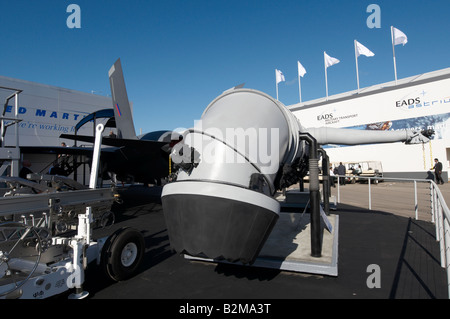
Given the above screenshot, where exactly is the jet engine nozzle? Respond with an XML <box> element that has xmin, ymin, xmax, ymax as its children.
<box><xmin>162</xmin><ymin>88</ymin><xmax>305</xmax><ymax>264</ymax></box>
<box><xmin>162</xmin><ymin>181</ymin><xmax>280</xmax><ymax>264</ymax></box>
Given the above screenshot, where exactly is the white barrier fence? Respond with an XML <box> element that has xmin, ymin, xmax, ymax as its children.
<box><xmin>333</xmin><ymin>175</ymin><xmax>450</xmax><ymax>298</ymax></box>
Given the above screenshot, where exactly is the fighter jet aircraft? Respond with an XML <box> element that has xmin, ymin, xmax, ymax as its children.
<box><xmin>58</xmin><ymin>59</ymin><xmax>180</xmax><ymax>185</ymax></box>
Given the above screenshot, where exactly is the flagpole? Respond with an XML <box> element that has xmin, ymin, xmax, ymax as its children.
<box><xmin>324</xmin><ymin>52</ymin><xmax>328</xmax><ymax>100</ymax></box>
<box><xmin>354</xmin><ymin>40</ymin><xmax>360</xmax><ymax>92</ymax></box>
<box><xmin>298</xmin><ymin>74</ymin><xmax>302</xmax><ymax>103</ymax></box>
<box><xmin>275</xmin><ymin>69</ymin><xmax>279</xmax><ymax>100</ymax></box>
<box><xmin>391</xmin><ymin>26</ymin><xmax>398</xmax><ymax>85</ymax></box>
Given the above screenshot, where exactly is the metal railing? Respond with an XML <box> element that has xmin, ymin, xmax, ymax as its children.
<box><xmin>0</xmin><ymin>86</ymin><xmax>23</xmax><ymax>177</ymax></box>
<box><xmin>333</xmin><ymin>175</ymin><xmax>450</xmax><ymax>298</ymax></box>
<box><xmin>429</xmin><ymin>180</ymin><xmax>450</xmax><ymax>298</ymax></box>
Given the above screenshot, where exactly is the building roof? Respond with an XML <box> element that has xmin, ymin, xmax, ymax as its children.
<box><xmin>289</xmin><ymin>67</ymin><xmax>450</xmax><ymax>112</ymax></box>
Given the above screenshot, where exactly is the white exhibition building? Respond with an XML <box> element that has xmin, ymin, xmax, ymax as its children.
<box><xmin>290</xmin><ymin>68</ymin><xmax>450</xmax><ymax>181</ymax></box>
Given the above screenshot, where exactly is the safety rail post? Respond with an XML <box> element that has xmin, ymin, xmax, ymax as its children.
<box><xmin>438</xmin><ymin>196</ymin><xmax>446</xmax><ymax>268</ymax></box>
<box><xmin>430</xmin><ymin>183</ymin><xmax>437</xmax><ymax>223</ymax></box>
<box><xmin>336</xmin><ymin>176</ymin><xmax>340</xmax><ymax>203</ymax></box>
<box><xmin>431</xmin><ymin>184</ymin><xmax>435</xmax><ymax>223</ymax></box>
<box><xmin>414</xmin><ymin>181</ymin><xmax>418</xmax><ymax>220</ymax></box>
<box><xmin>368</xmin><ymin>178</ymin><xmax>371</xmax><ymax>210</ymax></box>
<box><xmin>444</xmin><ymin>218</ymin><xmax>450</xmax><ymax>297</ymax></box>
<box><xmin>434</xmin><ymin>187</ymin><xmax>440</xmax><ymax>242</ymax></box>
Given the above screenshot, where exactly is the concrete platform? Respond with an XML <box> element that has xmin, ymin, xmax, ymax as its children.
<box><xmin>186</xmin><ymin>212</ymin><xmax>339</xmax><ymax>276</ymax></box>
<box><xmin>277</xmin><ymin>189</ymin><xmax>309</xmax><ymax>209</ymax></box>
<box><xmin>277</xmin><ymin>188</ymin><xmax>337</xmax><ymax>210</ymax></box>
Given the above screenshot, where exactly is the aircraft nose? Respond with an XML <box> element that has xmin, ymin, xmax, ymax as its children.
<box><xmin>161</xmin><ymin>181</ymin><xmax>279</xmax><ymax>264</ymax></box>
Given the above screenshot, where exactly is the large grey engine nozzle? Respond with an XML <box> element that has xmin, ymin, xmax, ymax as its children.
<box><xmin>162</xmin><ymin>89</ymin><xmax>305</xmax><ymax>264</ymax></box>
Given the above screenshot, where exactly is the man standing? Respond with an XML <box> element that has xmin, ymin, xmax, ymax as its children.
<box><xmin>433</xmin><ymin>158</ymin><xmax>444</xmax><ymax>185</ymax></box>
<box><xmin>337</xmin><ymin>162</ymin><xmax>346</xmax><ymax>185</ymax></box>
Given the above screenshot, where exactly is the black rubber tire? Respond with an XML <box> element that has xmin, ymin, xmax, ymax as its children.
<box><xmin>101</xmin><ymin>227</ymin><xmax>145</xmax><ymax>281</ymax></box>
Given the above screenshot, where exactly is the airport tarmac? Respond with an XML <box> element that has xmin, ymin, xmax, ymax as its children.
<box><xmin>330</xmin><ymin>179</ymin><xmax>450</xmax><ymax>221</ymax></box>
<box><xmin>77</xmin><ymin>182</ymin><xmax>448</xmax><ymax>301</ymax></box>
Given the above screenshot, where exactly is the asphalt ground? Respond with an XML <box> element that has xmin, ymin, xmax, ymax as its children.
<box><xmin>66</xmin><ymin>183</ymin><xmax>449</xmax><ymax>306</ymax></box>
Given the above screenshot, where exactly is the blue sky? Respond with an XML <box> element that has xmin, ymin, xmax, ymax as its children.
<box><xmin>1</xmin><ymin>0</ymin><xmax>450</xmax><ymax>134</ymax></box>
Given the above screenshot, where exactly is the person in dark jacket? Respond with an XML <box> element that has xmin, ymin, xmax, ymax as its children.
<box><xmin>19</xmin><ymin>160</ymin><xmax>33</xmax><ymax>179</ymax></box>
<box><xmin>337</xmin><ymin>162</ymin><xmax>346</xmax><ymax>185</ymax></box>
<box><xmin>433</xmin><ymin>158</ymin><xmax>444</xmax><ymax>185</ymax></box>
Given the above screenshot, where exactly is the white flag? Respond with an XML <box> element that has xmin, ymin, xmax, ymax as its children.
<box><xmin>356</xmin><ymin>41</ymin><xmax>375</xmax><ymax>57</ymax></box>
<box><xmin>297</xmin><ymin>61</ymin><xmax>306</xmax><ymax>77</ymax></box>
<box><xmin>324</xmin><ymin>52</ymin><xmax>340</xmax><ymax>68</ymax></box>
<box><xmin>392</xmin><ymin>27</ymin><xmax>408</xmax><ymax>46</ymax></box>
<box><xmin>275</xmin><ymin>69</ymin><xmax>285</xmax><ymax>84</ymax></box>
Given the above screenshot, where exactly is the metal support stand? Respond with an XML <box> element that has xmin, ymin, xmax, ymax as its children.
<box><xmin>0</xmin><ymin>122</ymin><xmax>144</xmax><ymax>299</ymax></box>
<box><xmin>89</xmin><ymin>124</ymin><xmax>105</xmax><ymax>189</ymax></box>
<box><xmin>68</xmin><ymin>124</ymin><xmax>104</xmax><ymax>299</ymax></box>
<box><xmin>318</xmin><ymin>148</ymin><xmax>330</xmax><ymax>215</ymax></box>
<box><xmin>299</xmin><ymin>132</ymin><xmax>322</xmax><ymax>258</ymax></box>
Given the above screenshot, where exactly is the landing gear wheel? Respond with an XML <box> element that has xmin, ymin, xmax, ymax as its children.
<box><xmin>101</xmin><ymin>227</ymin><xmax>145</xmax><ymax>281</ymax></box>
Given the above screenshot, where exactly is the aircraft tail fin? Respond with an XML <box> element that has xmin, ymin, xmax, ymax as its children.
<box><xmin>108</xmin><ymin>58</ymin><xmax>137</xmax><ymax>139</ymax></box>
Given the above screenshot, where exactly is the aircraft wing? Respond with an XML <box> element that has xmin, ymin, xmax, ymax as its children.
<box><xmin>20</xmin><ymin>145</ymin><xmax>101</xmax><ymax>155</ymax></box>
<box><xmin>59</xmin><ymin>133</ymin><xmax>168</xmax><ymax>150</ymax></box>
